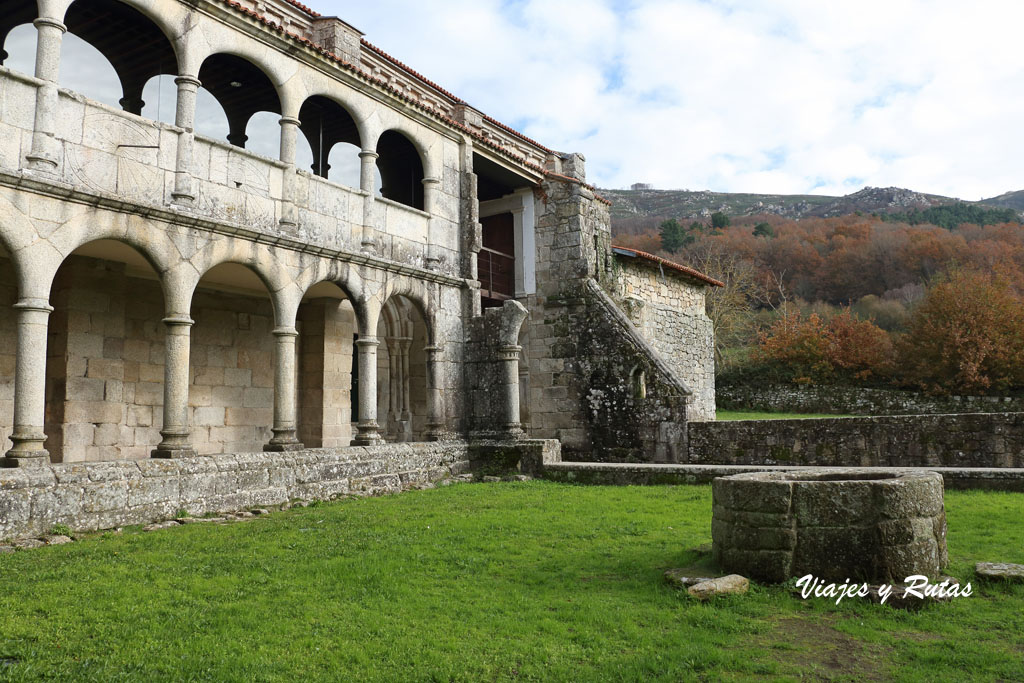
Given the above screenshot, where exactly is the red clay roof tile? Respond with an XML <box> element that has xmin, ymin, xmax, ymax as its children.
<box><xmin>611</xmin><ymin>246</ymin><xmax>725</xmax><ymax>287</ymax></box>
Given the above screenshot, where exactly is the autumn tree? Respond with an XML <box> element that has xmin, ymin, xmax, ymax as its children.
<box><xmin>897</xmin><ymin>269</ymin><xmax>1024</xmax><ymax>394</ymax></box>
<box><xmin>756</xmin><ymin>309</ymin><xmax>893</xmax><ymax>383</ymax></box>
<box><xmin>689</xmin><ymin>246</ymin><xmax>761</xmax><ymax>368</ymax></box>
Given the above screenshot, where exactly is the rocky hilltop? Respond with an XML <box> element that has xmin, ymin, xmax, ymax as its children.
<box><xmin>601</xmin><ymin>185</ymin><xmax>1014</xmax><ymax>223</ymax></box>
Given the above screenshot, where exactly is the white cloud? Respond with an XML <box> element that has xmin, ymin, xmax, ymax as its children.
<box><xmin>5</xmin><ymin>0</ymin><xmax>1022</xmax><ymax>198</ymax></box>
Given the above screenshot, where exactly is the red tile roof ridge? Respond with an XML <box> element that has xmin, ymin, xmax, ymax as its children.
<box><xmin>360</xmin><ymin>39</ymin><xmax>555</xmax><ymax>156</ymax></box>
<box><xmin>280</xmin><ymin>0</ymin><xmax>320</xmax><ymax>17</ymax></box>
<box><xmin>216</xmin><ymin>1</ymin><xmax>548</xmax><ymax>173</ymax></box>
<box><xmin>610</xmin><ymin>245</ymin><xmax>725</xmax><ymax>287</ymax></box>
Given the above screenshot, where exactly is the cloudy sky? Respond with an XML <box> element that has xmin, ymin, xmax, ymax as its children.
<box><xmin>333</xmin><ymin>0</ymin><xmax>1024</xmax><ymax>199</ymax></box>
<box><xmin>6</xmin><ymin>0</ymin><xmax>1023</xmax><ymax>198</ymax></box>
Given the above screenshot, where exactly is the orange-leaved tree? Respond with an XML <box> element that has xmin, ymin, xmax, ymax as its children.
<box><xmin>756</xmin><ymin>309</ymin><xmax>893</xmax><ymax>383</ymax></box>
<box><xmin>897</xmin><ymin>269</ymin><xmax>1024</xmax><ymax>394</ymax></box>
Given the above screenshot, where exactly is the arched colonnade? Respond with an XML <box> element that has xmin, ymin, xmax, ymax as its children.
<box><xmin>0</xmin><ymin>0</ymin><xmax>438</xmax><ymax>214</ymax></box>
<box><xmin>0</xmin><ymin>196</ymin><xmax>449</xmax><ymax>466</ymax></box>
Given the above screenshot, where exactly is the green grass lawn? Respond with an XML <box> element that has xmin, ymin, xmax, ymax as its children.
<box><xmin>1</xmin><ymin>482</ymin><xmax>1022</xmax><ymax>681</ymax></box>
<box><xmin>717</xmin><ymin>410</ymin><xmax>854</xmax><ymax>420</ymax></box>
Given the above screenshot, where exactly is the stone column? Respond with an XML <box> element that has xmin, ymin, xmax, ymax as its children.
<box><xmin>498</xmin><ymin>343</ymin><xmax>524</xmax><ymax>438</ymax></box>
<box><xmin>359</xmin><ymin>149</ymin><xmax>378</xmax><ymax>253</ymax></box>
<box><xmin>353</xmin><ymin>336</ymin><xmax>382</xmax><ymax>445</ymax></box>
<box><xmin>171</xmin><ymin>75</ymin><xmax>200</xmax><ymax>205</ymax></box>
<box><xmin>226</xmin><ymin>115</ymin><xmax>249</xmax><ymax>148</ymax></box>
<box><xmin>152</xmin><ymin>316</ymin><xmax>197</xmax><ymax>458</ymax></box>
<box><xmin>265</xmin><ymin>327</ymin><xmax>303</xmax><ymax>451</ymax></box>
<box><xmin>423</xmin><ymin>176</ymin><xmax>441</xmax><ymax>270</ymax></box>
<box><xmin>399</xmin><ymin>338</ymin><xmax>412</xmax><ymax>421</ymax></box>
<box><xmin>278</xmin><ymin>116</ymin><xmax>300</xmax><ymax>230</ymax></box>
<box><xmin>118</xmin><ymin>83</ymin><xmax>146</xmax><ymax>116</ymax></box>
<box><xmin>425</xmin><ymin>344</ymin><xmax>445</xmax><ymax>440</ymax></box>
<box><xmin>4</xmin><ymin>299</ymin><xmax>53</xmax><ymax>467</ymax></box>
<box><xmin>493</xmin><ymin>299</ymin><xmax>529</xmax><ymax>439</ymax></box>
<box><xmin>25</xmin><ymin>16</ymin><xmax>67</xmax><ymax>172</ymax></box>
<box><xmin>385</xmin><ymin>337</ymin><xmax>399</xmax><ymax>437</ymax></box>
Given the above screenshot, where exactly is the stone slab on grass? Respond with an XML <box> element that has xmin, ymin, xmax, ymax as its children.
<box><xmin>975</xmin><ymin>562</ymin><xmax>1024</xmax><ymax>581</ymax></box>
<box><xmin>688</xmin><ymin>574</ymin><xmax>749</xmax><ymax>600</ymax></box>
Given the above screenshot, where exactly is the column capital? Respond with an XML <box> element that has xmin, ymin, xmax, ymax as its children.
<box><xmin>279</xmin><ymin>116</ymin><xmax>301</xmax><ymax>127</ymax></box>
<box><xmin>355</xmin><ymin>336</ymin><xmax>380</xmax><ymax>348</ymax></box>
<box><xmin>272</xmin><ymin>326</ymin><xmax>299</xmax><ymax>338</ymax></box>
<box><xmin>162</xmin><ymin>315</ymin><xmax>194</xmax><ymax>327</ymax></box>
<box><xmin>13</xmin><ymin>299</ymin><xmax>53</xmax><ymax>314</ymax></box>
<box><xmin>359</xmin><ymin>149</ymin><xmax>380</xmax><ymax>160</ymax></box>
<box><xmin>174</xmin><ymin>75</ymin><xmax>202</xmax><ymax>89</ymax></box>
<box><xmin>421</xmin><ymin>177</ymin><xmax>441</xmax><ymax>186</ymax></box>
<box><xmin>33</xmin><ymin>17</ymin><xmax>67</xmax><ymax>33</ymax></box>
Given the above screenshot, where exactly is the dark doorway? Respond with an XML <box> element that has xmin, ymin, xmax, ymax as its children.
<box><xmin>480</xmin><ymin>212</ymin><xmax>515</xmax><ymax>307</ymax></box>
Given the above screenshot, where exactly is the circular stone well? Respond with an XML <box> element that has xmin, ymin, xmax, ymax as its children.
<box><xmin>711</xmin><ymin>469</ymin><xmax>947</xmax><ymax>583</ymax></box>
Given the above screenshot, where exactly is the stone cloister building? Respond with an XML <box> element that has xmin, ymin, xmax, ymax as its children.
<box><xmin>0</xmin><ymin>0</ymin><xmax>719</xmax><ymax>521</ymax></box>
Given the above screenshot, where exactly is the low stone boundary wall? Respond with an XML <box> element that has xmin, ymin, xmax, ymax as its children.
<box><xmin>541</xmin><ymin>462</ymin><xmax>1024</xmax><ymax>491</ymax></box>
<box><xmin>717</xmin><ymin>382</ymin><xmax>1024</xmax><ymax>416</ymax></box>
<box><xmin>0</xmin><ymin>443</ymin><xmax>473</xmax><ymax>540</ymax></box>
<box><xmin>687</xmin><ymin>413</ymin><xmax>1024</xmax><ymax>469</ymax></box>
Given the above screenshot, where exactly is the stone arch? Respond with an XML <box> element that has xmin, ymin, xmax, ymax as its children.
<box><xmin>196</xmin><ymin>52</ymin><xmax>283</xmax><ymax>149</ymax></box>
<box><xmin>295</xmin><ymin>278</ymin><xmax>359</xmax><ymax>448</ymax></box>
<box><xmin>182</xmin><ymin>241</ymin><xmax>294</xmax><ymax>324</ymax></box>
<box><xmin>187</xmin><ymin>258</ymin><xmax>283</xmax><ymax>456</ymax></box>
<box><xmin>60</xmin><ymin>0</ymin><xmax>180</xmax><ymax>116</ymax></box>
<box><xmin>282</xmin><ymin>257</ymin><xmax>365</xmax><ymax>331</ymax></box>
<box><xmin>374</xmin><ymin>129</ymin><xmax>428</xmax><ymax>210</ymax></box>
<box><xmin>376</xmin><ymin>293</ymin><xmax>431</xmax><ymax>442</ymax></box>
<box><xmin>43</xmin><ymin>237</ymin><xmax>170</xmax><ymax>462</ymax></box>
<box><xmin>382</xmin><ymin>277</ymin><xmax>435</xmax><ymax>345</ymax></box>
<box><xmin>33</xmin><ymin>212</ymin><xmax>177</xmax><ymax>309</ymax></box>
<box><xmin>0</xmin><ymin>196</ymin><xmax>40</xmax><ymax>299</ymax></box>
<box><xmin>0</xmin><ymin>3</ymin><xmax>40</xmax><ymax>70</ymax></box>
<box><xmin>296</xmin><ymin>94</ymin><xmax>363</xmax><ymax>186</ymax></box>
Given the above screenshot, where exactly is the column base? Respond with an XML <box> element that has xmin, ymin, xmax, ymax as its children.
<box><xmin>2</xmin><ymin>451</ymin><xmax>50</xmax><ymax>468</ymax></box>
<box><xmin>170</xmin><ymin>191</ymin><xmax>195</xmax><ymax>205</ymax></box>
<box><xmin>353</xmin><ymin>420</ymin><xmax>383</xmax><ymax>446</ymax></box>
<box><xmin>151</xmin><ymin>446</ymin><xmax>198</xmax><ymax>459</ymax></box>
<box><xmin>25</xmin><ymin>153</ymin><xmax>58</xmax><ymax>174</ymax></box>
<box><xmin>503</xmin><ymin>425</ymin><xmax>525</xmax><ymax>440</ymax></box>
<box><xmin>263</xmin><ymin>441</ymin><xmax>305</xmax><ymax>452</ymax></box>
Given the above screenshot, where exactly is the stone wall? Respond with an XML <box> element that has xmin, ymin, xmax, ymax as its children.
<box><xmin>518</xmin><ymin>174</ymin><xmax>694</xmax><ymax>462</ymax></box>
<box><xmin>687</xmin><ymin>413</ymin><xmax>1024</xmax><ymax>468</ymax></box>
<box><xmin>717</xmin><ymin>381</ymin><xmax>1024</xmax><ymax>416</ymax></box>
<box><xmin>0</xmin><ymin>442</ymin><xmax>472</xmax><ymax>540</ymax></box>
<box><xmin>614</xmin><ymin>258</ymin><xmax>715</xmax><ymax>420</ymax></box>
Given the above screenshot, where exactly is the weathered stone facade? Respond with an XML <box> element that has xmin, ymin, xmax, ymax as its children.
<box><xmin>613</xmin><ymin>251</ymin><xmax>716</xmax><ymax>420</ymax></box>
<box><xmin>0</xmin><ymin>0</ymin><xmax>720</xmax><ymax>534</ymax></box>
<box><xmin>688</xmin><ymin>413</ymin><xmax>1024</xmax><ymax>468</ymax></box>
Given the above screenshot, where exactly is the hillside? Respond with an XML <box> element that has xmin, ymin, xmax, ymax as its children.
<box><xmin>601</xmin><ymin>185</ymin><xmax>1015</xmax><ymax>226</ymax></box>
<box><xmin>981</xmin><ymin>190</ymin><xmax>1024</xmax><ymax>211</ymax></box>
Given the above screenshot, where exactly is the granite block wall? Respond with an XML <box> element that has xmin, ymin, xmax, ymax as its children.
<box><xmin>0</xmin><ymin>442</ymin><xmax>472</xmax><ymax>540</ymax></box>
<box><xmin>687</xmin><ymin>413</ymin><xmax>1024</xmax><ymax>468</ymax></box>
